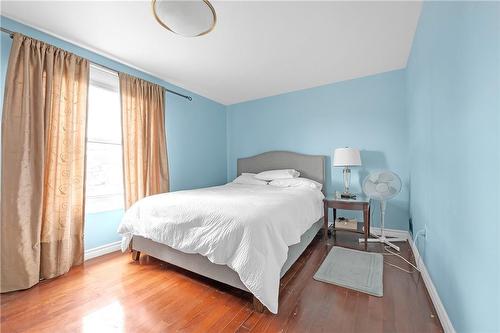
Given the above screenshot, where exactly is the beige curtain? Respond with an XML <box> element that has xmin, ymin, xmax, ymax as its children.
<box><xmin>119</xmin><ymin>73</ymin><xmax>169</xmax><ymax>209</ymax></box>
<box><xmin>1</xmin><ymin>34</ymin><xmax>89</xmax><ymax>292</ymax></box>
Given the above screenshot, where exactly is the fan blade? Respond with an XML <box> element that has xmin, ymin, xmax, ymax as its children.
<box><xmin>375</xmin><ymin>183</ymin><xmax>390</xmax><ymax>194</ymax></box>
<box><xmin>379</xmin><ymin>173</ymin><xmax>394</xmax><ymax>182</ymax></box>
<box><xmin>364</xmin><ymin>181</ymin><xmax>377</xmax><ymax>194</ymax></box>
<box><xmin>389</xmin><ymin>187</ymin><xmax>398</xmax><ymax>195</ymax></box>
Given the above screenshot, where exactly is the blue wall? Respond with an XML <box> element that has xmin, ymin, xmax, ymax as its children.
<box><xmin>406</xmin><ymin>2</ymin><xmax>499</xmax><ymax>332</ymax></box>
<box><xmin>0</xmin><ymin>16</ymin><xmax>227</xmax><ymax>251</ymax></box>
<box><xmin>84</xmin><ymin>210</ymin><xmax>124</xmax><ymax>249</ymax></box>
<box><xmin>227</xmin><ymin>70</ymin><xmax>409</xmax><ymax>230</ymax></box>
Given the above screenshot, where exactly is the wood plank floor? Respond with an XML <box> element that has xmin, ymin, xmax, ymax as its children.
<box><xmin>1</xmin><ymin>231</ymin><xmax>443</xmax><ymax>333</ymax></box>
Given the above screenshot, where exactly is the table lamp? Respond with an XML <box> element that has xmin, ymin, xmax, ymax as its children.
<box><xmin>333</xmin><ymin>147</ymin><xmax>361</xmax><ymax>199</ymax></box>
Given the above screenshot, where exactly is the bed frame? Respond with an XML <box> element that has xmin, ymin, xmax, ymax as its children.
<box><xmin>131</xmin><ymin>151</ymin><xmax>326</xmax><ymax>312</ymax></box>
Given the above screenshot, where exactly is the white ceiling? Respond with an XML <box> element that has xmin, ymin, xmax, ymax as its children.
<box><xmin>0</xmin><ymin>1</ymin><xmax>421</xmax><ymax>105</ymax></box>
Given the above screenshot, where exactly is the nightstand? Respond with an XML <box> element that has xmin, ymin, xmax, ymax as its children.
<box><xmin>323</xmin><ymin>195</ymin><xmax>371</xmax><ymax>250</ymax></box>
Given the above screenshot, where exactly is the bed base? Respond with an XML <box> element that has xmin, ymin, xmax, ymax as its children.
<box><xmin>131</xmin><ymin>219</ymin><xmax>322</xmax><ymax>313</ymax></box>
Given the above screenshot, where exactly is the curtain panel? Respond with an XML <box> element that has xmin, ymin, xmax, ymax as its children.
<box><xmin>1</xmin><ymin>34</ymin><xmax>89</xmax><ymax>292</ymax></box>
<box><xmin>119</xmin><ymin>73</ymin><xmax>169</xmax><ymax>209</ymax></box>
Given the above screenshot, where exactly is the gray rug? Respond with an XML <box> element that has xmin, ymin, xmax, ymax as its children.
<box><xmin>314</xmin><ymin>246</ymin><xmax>383</xmax><ymax>297</ymax></box>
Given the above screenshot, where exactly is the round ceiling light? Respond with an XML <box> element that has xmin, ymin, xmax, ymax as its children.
<box><xmin>152</xmin><ymin>0</ymin><xmax>217</xmax><ymax>37</ymax></box>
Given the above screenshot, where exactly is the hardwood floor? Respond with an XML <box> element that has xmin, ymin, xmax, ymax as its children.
<box><xmin>1</xmin><ymin>231</ymin><xmax>443</xmax><ymax>333</ymax></box>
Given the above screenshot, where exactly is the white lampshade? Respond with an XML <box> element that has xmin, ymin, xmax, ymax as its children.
<box><xmin>333</xmin><ymin>148</ymin><xmax>362</xmax><ymax>167</ymax></box>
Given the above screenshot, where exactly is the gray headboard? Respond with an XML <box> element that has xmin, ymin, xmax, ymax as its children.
<box><xmin>237</xmin><ymin>151</ymin><xmax>325</xmax><ymax>186</ymax></box>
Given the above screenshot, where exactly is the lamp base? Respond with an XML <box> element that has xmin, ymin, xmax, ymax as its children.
<box><xmin>340</xmin><ymin>192</ymin><xmax>357</xmax><ymax>199</ymax></box>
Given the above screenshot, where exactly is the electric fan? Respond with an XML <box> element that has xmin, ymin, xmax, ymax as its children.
<box><xmin>361</xmin><ymin>170</ymin><xmax>406</xmax><ymax>251</ymax></box>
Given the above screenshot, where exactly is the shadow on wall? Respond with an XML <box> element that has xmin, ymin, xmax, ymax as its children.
<box><xmin>357</xmin><ymin>149</ymin><xmax>389</xmax><ymax>190</ymax></box>
<box><xmin>324</xmin><ymin>155</ymin><xmax>333</xmax><ymax>194</ymax></box>
<box><xmin>355</xmin><ymin>150</ymin><xmax>408</xmax><ymax>229</ymax></box>
<box><xmin>370</xmin><ymin>199</ymin><xmax>409</xmax><ymax>229</ymax></box>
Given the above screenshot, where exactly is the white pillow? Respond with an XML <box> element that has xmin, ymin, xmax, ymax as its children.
<box><xmin>232</xmin><ymin>173</ymin><xmax>269</xmax><ymax>185</ymax></box>
<box><xmin>254</xmin><ymin>169</ymin><xmax>300</xmax><ymax>181</ymax></box>
<box><xmin>269</xmin><ymin>177</ymin><xmax>323</xmax><ymax>191</ymax></box>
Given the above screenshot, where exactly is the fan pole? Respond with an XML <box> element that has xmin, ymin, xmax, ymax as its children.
<box><xmin>359</xmin><ymin>199</ymin><xmax>406</xmax><ymax>251</ymax></box>
<box><xmin>380</xmin><ymin>200</ymin><xmax>386</xmax><ymax>238</ymax></box>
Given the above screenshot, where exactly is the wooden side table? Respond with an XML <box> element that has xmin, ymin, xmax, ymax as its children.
<box><xmin>323</xmin><ymin>195</ymin><xmax>371</xmax><ymax>250</ymax></box>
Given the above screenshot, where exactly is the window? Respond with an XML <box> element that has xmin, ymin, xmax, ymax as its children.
<box><xmin>85</xmin><ymin>65</ymin><xmax>124</xmax><ymax>213</ymax></box>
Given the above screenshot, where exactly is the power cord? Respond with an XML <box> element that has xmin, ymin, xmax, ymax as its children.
<box><xmin>383</xmin><ymin>246</ymin><xmax>419</xmax><ymax>273</ymax></box>
<box><xmin>369</xmin><ymin>201</ymin><xmax>424</xmax><ymax>274</ymax></box>
<box><xmin>383</xmin><ymin>228</ymin><xmax>425</xmax><ymax>274</ymax></box>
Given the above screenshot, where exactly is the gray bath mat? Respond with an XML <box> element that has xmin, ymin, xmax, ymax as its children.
<box><xmin>314</xmin><ymin>246</ymin><xmax>383</xmax><ymax>297</ymax></box>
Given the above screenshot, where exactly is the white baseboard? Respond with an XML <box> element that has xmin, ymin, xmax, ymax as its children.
<box><xmin>408</xmin><ymin>235</ymin><xmax>456</xmax><ymax>333</ymax></box>
<box><xmin>84</xmin><ymin>240</ymin><xmax>121</xmax><ymax>261</ymax></box>
<box><xmin>369</xmin><ymin>226</ymin><xmax>410</xmax><ymax>240</ymax></box>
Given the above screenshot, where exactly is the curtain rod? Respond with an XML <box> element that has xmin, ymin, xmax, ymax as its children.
<box><xmin>0</xmin><ymin>27</ymin><xmax>192</xmax><ymax>101</ymax></box>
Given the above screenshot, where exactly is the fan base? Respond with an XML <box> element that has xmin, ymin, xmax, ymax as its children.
<box><xmin>359</xmin><ymin>235</ymin><xmax>406</xmax><ymax>252</ymax></box>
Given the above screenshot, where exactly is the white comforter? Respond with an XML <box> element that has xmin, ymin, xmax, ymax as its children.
<box><xmin>117</xmin><ymin>183</ymin><xmax>324</xmax><ymax>313</ymax></box>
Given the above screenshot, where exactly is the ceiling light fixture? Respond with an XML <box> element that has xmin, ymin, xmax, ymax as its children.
<box><xmin>152</xmin><ymin>0</ymin><xmax>217</xmax><ymax>37</ymax></box>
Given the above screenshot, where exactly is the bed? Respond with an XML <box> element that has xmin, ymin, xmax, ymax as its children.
<box><xmin>118</xmin><ymin>151</ymin><xmax>325</xmax><ymax>314</ymax></box>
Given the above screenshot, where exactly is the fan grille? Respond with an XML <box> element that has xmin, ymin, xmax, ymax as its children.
<box><xmin>362</xmin><ymin>170</ymin><xmax>401</xmax><ymax>200</ymax></box>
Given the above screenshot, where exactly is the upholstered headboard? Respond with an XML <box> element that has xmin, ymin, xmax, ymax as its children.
<box><xmin>237</xmin><ymin>151</ymin><xmax>325</xmax><ymax>186</ymax></box>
